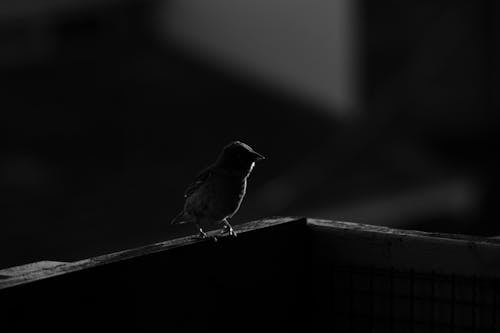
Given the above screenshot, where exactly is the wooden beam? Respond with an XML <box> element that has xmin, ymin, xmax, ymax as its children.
<box><xmin>1</xmin><ymin>216</ymin><xmax>309</xmax><ymax>333</ymax></box>
<box><xmin>308</xmin><ymin>218</ymin><xmax>500</xmax><ymax>278</ymax></box>
<box><xmin>0</xmin><ymin>216</ymin><xmax>302</xmax><ymax>290</ymax></box>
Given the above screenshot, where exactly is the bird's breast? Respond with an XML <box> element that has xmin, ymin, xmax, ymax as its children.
<box><xmin>185</xmin><ymin>175</ymin><xmax>247</xmax><ymax>222</ymax></box>
<box><xmin>213</xmin><ymin>176</ymin><xmax>247</xmax><ymax>208</ymax></box>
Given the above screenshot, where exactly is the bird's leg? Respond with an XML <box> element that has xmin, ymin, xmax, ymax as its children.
<box><xmin>195</xmin><ymin>223</ymin><xmax>208</xmax><ymax>238</ymax></box>
<box><xmin>195</xmin><ymin>223</ymin><xmax>217</xmax><ymax>242</ymax></box>
<box><xmin>221</xmin><ymin>218</ymin><xmax>237</xmax><ymax>237</ymax></box>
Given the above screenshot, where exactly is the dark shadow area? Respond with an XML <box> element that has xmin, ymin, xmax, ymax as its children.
<box><xmin>1</xmin><ymin>2</ymin><xmax>336</xmax><ymax>268</ymax></box>
<box><xmin>1</xmin><ymin>1</ymin><xmax>497</xmax><ymax>268</ymax></box>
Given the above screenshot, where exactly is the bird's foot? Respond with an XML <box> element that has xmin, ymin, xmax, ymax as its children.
<box><xmin>196</xmin><ymin>229</ymin><xmax>218</xmax><ymax>242</ymax></box>
<box><xmin>196</xmin><ymin>229</ymin><xmax>208</xmax><ymax>239</ymax></box>
<box><xmin>221</xmin><ymin>225</ymin><xmax>237</xmax><ymax>237</ymax></box>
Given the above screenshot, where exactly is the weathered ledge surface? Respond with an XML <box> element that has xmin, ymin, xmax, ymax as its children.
<box><xmin>3</xmin><ymin>216</ymin><xmax>500</xmax><ymax>290</ymax></box>
<box><xmin>0</xmin><ymin>216</ymin><xmax>301</xmax><ymax>290</ymax></box>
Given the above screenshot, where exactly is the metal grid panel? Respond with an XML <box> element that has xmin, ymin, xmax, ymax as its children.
<box><xmin>330</xmin><ymin>266</ymin><xmax>500</xmax><ymax>332</ymax></box>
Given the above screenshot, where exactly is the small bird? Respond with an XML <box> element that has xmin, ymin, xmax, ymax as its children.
<box><xmin>171</xmin><ymin>141</ymin><xmax>265</xmax><ymax>239</ymax></box>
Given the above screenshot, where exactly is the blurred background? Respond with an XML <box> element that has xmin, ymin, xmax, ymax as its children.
<box><xmin>1</xmin><ymin>0</ymin><xmax>497</xmax><ymax>268</ymax></box>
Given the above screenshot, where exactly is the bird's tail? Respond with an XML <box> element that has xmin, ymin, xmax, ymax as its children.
<box><xmin>170</xmin><ymin>211</ymin><xmax>191</xmax><ymax>225</ymax></box>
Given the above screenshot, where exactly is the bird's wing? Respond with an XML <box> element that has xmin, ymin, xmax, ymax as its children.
<box><xmin>184</xmin><ymin>167</ymin><xmax>212</xmax><ymax>198</ymax></box>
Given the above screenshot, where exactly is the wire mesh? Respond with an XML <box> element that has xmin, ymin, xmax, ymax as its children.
<box><xmin>330</xmin><ymin>265</ymin><xmax>500</xmax><ymax>333</ymax></box>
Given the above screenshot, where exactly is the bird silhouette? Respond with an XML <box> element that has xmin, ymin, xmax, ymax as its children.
<box><xmin>171</xmin><ymin>141</ymin><xmax>265</xmax><ymax>240</ymax></box>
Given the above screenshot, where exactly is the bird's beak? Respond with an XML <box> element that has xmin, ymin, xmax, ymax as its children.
<box><xmin>251</xmin><ymin>151</ymin><xmax>265</xmax><ymax>161</ymax></box>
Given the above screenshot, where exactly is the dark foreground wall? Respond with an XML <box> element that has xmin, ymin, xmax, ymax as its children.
<box><xmin>3</xmin><ymin>217</ymin><xmax>500</xmax><ymax>332</ymax></box>
<box><xmin>0</xmin><ymin>218</ymin><xmax>310</xmax><ymax>332</ymax></box>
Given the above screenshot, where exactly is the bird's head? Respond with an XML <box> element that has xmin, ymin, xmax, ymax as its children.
<box><xmin>216</xmin><ymin>141</ymin><xmax>265</xmax><ymax>171</ymax></box>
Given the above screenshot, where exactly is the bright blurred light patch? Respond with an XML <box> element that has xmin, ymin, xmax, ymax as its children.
<box><xmin>160</xmin><ymin>0</ymin><xmax>359</xmax><ymax>117</ymax></box>
<box><xmin>306</xmin><ymin>178</ymin><xmax>481</xmax><ymax>227</ymax></box>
